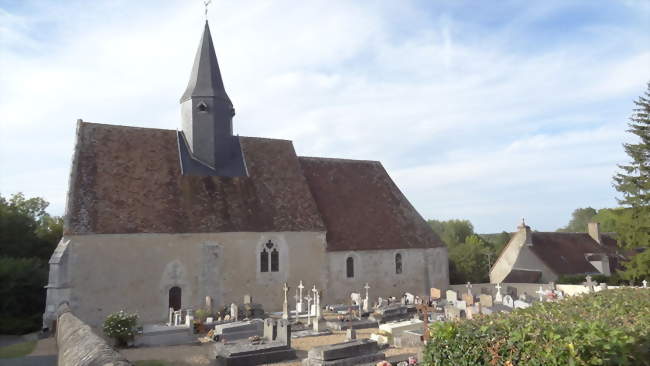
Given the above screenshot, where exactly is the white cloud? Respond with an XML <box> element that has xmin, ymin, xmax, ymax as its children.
<box><xmin>0</xmin><ymin>0</ymin><xmax>648</xmax><ymax>232</ymax></box>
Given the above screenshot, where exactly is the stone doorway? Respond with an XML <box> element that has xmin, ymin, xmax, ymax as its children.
<box><xmin>169</xmin><ymin>286</ymin><xmax>182</xmax><ymax>311</ymax></box>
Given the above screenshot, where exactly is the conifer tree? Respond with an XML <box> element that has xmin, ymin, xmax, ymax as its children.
<box><xmin>613</xmin><ymin>82</ymin><xmax>650</xmax><ymax>279</ymax></box>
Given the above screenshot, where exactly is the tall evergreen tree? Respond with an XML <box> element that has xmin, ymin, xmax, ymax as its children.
<box><xmin>613</xmin><ymin>83</ymin><xmax>650</xmax><ymax>247</ymax></box>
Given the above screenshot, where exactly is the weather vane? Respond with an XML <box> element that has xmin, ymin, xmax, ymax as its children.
<box><xmin>204</xmin><ymin>0</ymin><xmax>212</xmax><ymax>19</ymax></box>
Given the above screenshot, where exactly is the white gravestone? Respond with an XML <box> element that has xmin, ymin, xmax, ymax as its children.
<box><xmin>455</xmin><ymin>300</ymin><xmax>467</xmax><ymax>311</ymax></box>
<box><xmin>494</xmin><ymin>283</ymin><xmax>503</xmax><ymax>303</ymax></box>
<box><xmin>514</xmin><ymin>300</ymin><xmax>531</xmax><ymax>309</ymax></box>
<box><xmin>230</xmin><ymin>303</ymin><xmax>238</xmax><ymax>321</ymax></box>
<box><xmin>297</xmin><ymin>281</ymin><xmax>305</xmax><ymax>313</ymax></box>
<box><xmin>502</xmin><ymin>295</ymin><xmax>514</xmax><ymax>308</ymax></box>
<box><xmin>282</xmin><ymin>282</ymin><xmax>289</xmax><ymax>320</ymax></box>
<box><xmin>446</xmin><ymin>290</ymin><xmax>458</xmax><ymax>304</ymax></box>
<box><xmin>405</xmin><ymin>292</ymin><xmax>415</xmax><ymax>304</ymax></box>
<box><xmin>536</xmin><ymin>286</ymin><xmax>545</xmax><ymax>302</ymax></box>
<box><xmin>363</xmin><ymin>283</ymin><xmax>370</xmax><ymax>312</ymax></box>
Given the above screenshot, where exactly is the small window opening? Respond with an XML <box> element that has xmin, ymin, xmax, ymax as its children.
<box><xmin>346</xmin><ymin>257</ymin><xmax>354</xmax><ymax>278</ymax></box>
<box><xmin>395</xmin><ymin>253</ymin><xmax>402</xmax><ymax>274</ymax></box>
<box><xmin>271</xmin><ymin>248</ymin><xmax>279</xmax><ymax>272</ymax></box>
<box><xmin>197</xmin><ymin>101</ymin><xmax>208</xmax><ymax>112</ymax></box>
<box><xmin>260</xmin><ymin>249</ymin><xmax>269</xmax><ymax>272</ymax></box>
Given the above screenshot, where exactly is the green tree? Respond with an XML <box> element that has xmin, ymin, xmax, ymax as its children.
<box><xmin>557</xmin><ymin>207</ymin><xmax>598</xmax><ymax>232</ymax></box>
<box><xmin>612</xmin><ymin>82</ymin><xmax>650</xmax><ymax>247</ymax></box>
<box><xmin>0</xmin><ymin>257</ymin><xmax>48</xmax><ymax>334</ymax></box>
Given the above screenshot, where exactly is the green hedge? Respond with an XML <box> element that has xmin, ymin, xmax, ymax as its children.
<box><xmin>424</xmin><ymin>289</ymin><xmax>650</xmax><ymax>366</ymax></box>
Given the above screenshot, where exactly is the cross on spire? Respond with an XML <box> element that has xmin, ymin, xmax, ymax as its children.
<box><xmin>203</xmin><ymin>0</ymin><xmax>212</xmax><ymax>18</ymax></box>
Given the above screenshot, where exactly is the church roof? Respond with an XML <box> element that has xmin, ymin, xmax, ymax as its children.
<box><xmin>298</xmin><ymin>157</ymin><xmax>444</xmax><ymax>251</ymax></box>
<box><xmin>65</xmin><ymin>121</ymin><xmax>325</xmax><ymax>234</ymax></box>
<box><xmin>528</xmin><ymin>232</ymin><xmax>621</xmax><ymax>275</ymax></box>
<box><xmin>65</xmin><ymin>121</ymin><xmax>443</xmax><ymax>251</ymax></box>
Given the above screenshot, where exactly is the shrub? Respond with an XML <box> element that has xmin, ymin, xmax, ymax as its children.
<box><xmin>424</xmin><ymin>289</ymin><xmax>650</xmax><ymax>366</ymax></box>
<box><xmin>103</xmin><ymin>310</ymin><xmax>138</xmax><ymax>347</ymax></box>
<box><xmin>0</xmin><ymin>256</ymin><xmax>48</xmax><ymax>334</ymax></box>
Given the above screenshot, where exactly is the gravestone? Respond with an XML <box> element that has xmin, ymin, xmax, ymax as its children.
<box><xmin>351</xmin><ymin>293</ymin><xmax>362</xmax><ymax>306</ymax></box>
<box><xmin>404</xmin><ymin>292</ymin><xmax>415</xmax><ymax>304</ymax></box>
<box><xmin>506</xmin><ymin>286</ymin><xmax>518</xmax><ymax>298</ymax></box>
<box><xmin>446</xmin><ymin>290</ymin><xmax>458</xmax><ymax>303</ymax></box>
<box><xmin>213</xmin><ymin>319</ymin><xmax>264</xmax><ymax>341</ymax></box>
<box><xmin>346</xmin><ymin>328</ymin><xmax>356</xmax><ymax>341</ymax></box>
<box><xmin>514</xmin><ymin>300</ymin><xmax>531</xmax><ymax>309</ymax></box>
<box><xmin>479</xmin><ymin>294</ymin><xmax>493</xmax><ymax>308</ymax></box>
<box><xmin>494</xmin><ymin>283</ymin><xmax>503</xmax><ymax>303</ymax></box>
<box><xmin>206</xmin><ymin>296</ymin><xmax>213</xmax><ymax>315</ymax></box>
<box><xmin>502</xmin><ymin>295</ymin><xmax>514</xmax><ymax>308</ymax></box>
<box><xmin>455</xmin><ymin>300</ymin><xmax>467</xmax><ymax>311</ymax></box>
<box><xmin>585</xmin><ymin>275</ymin><xmax>596</xmax><ymax>293</ymax></box>
<box><xmin>263</xmin><ymin>318</ymin><xmax>276</xmax><ymax>342</ymax></box>
<box><xmin>276</xmin><ymin>319</ymin><xmax>291</xmax><ymax>347</ymax></box>
<box><xmin>244</xmin><ymin>295</ymin><xmax>252</xmax><ymax>305</ymax></box>
<box><xmin>462</xmin><ymin>293</ymin><xmax>474</xmax><ymax>305</ymax></box>
<box><xmin>444</xmin><ymin>305</ymin><xmax>460</xmax><ymax>320</ymax></box>
<box><xmin>430</xmin><ymin>288</ymin><xmax>441</xmax><ymax>299</ymax></box>
<box><xmin>304</xmin><ymin>339</ymin><xmax>384</xmax><ymax>366</ymax></box>
<box><xmin>230</xmin><ymin>303</ymin><xmax>238</xmax><ymax>321</ymax></box>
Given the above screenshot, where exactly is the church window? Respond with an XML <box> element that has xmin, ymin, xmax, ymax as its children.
<box><xmin>395</xmin><ymin>253</ymin><xmax>402</xmax><ymax>274</ymax></box>
<box><xmin>197</xmin><ymin>101</ymin><xmax>208</xmax><ymax>112</ymax></box>
<box><xmin>271</xmin><ymin>248</ymin><xmax>279</xmax><ymax>272</ymax></box>
<box><xmin>346</xmin><ymin>257</ymin><xmax>354</xmax><ymax>278</ymax></box>
<box><xmin>169</xmin><ymin>286</ymin><xmax>182</xmax><ymax>311</ymax></box>
<box><xmin>260</xmin><ymin>249</ymin><xmax>269</xmax><ymax>272</ymax></box>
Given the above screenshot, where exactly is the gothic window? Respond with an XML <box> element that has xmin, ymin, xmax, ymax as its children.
<box><xmin>395</xmin><ymin>253</ymin><xmax>402</xmax><ymax>274</ymax></box>
<box><xmin>260</xmin><ymin>249</ymin><xmax>269</xmax><ymax>272</ymax></box>
<box><xmin>169</xmin><ymin>286</ymin><xmax>182</xmax><ymax>311</ymax></box>
<box><xmin>261</xmin><ymin>240</ymin><xmax>279</xmax><ymax>273</ymax></box>
<box><xmin>346</xmin><ymin>257</ymin><xmax>354</xmax><ymax>278</ymax></box>
<box><xmin>271</xmin><ymin>248</ymin><xmax>279</xmax><ymax>272</ymax></box>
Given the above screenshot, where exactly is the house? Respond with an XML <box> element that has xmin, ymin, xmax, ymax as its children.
<box><xmin>43</xmin><ymin>22</ymin><xmax>449</xmax><ymax>328</ymax></box>
<box><xmin>490</xmin><ymin>220</ymin><xmax>625</xmax><ymax>283</ymax></box>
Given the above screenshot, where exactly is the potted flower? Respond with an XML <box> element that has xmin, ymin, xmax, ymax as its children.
<box><xmin>103</xmin><ymin>310</ymin><xmax>138</xmax><ymax>347</ymax></box>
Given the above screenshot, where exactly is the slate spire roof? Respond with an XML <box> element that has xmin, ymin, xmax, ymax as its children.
<box><xmin>179</xmin><ymin>21</ymin><xmax>231</xmax><ymax>105</ymax></box>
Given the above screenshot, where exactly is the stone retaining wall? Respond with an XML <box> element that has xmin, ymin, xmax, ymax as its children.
<box><xmin>56</xmin><ymin>305</ymin><xmax>132</xmax><ymax>366</ymax></box>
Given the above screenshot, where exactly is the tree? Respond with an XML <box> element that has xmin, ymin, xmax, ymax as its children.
<box><xmin>612</xmin><ymin>82</ymin><xmax>650</xmax><ymax>247</ymax></box>
<box><xmin>557</xmin><ymin>207</ymin><xmax>598</xmax><ymax>232</ymax></box>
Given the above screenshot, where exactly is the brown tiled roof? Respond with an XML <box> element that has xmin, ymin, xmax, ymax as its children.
<box><xmin>503</xmin><ymin>269</ymin><xmax>542</xmax><ymax>283</ymax></box>
<box><xmin>298</xmin><ymin>157</ymin><xmax>444</xmax><ymax>251</ymax></box>
<box><xmin>65</xmin><ymin>121</ymin><xmax>325</xmax><ymax>234</ymax></box>
<box><xmin>529</xmin><ymin>232</ymin><xmax>621</xmax><ymax>275</ymax></box>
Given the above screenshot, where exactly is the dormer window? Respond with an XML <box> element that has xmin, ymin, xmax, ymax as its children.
<box><xmin>197</xmin><ymin>101</ymin><xmax>209</xmax><ymax>112</ymax></box>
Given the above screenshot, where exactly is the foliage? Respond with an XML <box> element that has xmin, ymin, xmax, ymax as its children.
<box><xmin>103</xmin><ymin>310</ymin><xmax>138</xmax><ymax>347</ymax></box>
<box><xmin>557</xmin><ymin>207</ymin><xmax>598</xmax><ymax>232</ymax></box>
<box><xmin>194</xmin><ymin>308</ymin><xmax>208</xmax><ymax>322</ymax></box>
<box><xmin>429</xmin><ymin>219</ymin><xmax>508</xmax><ymax>284</ymax></box>
<box><xmin>0</xmin><ymin>257</ymin><xmax>48</xmax><ymax>334</ymax></box>
<box><xmin>619</xmin><ymin>249</ymin><xmax>650</xmax><ymax>283</ymax></box>
<box><xmin>0</xmin><ymin>340</ymin><xmax>37</xmax><ymax>359</ymax></box>
<box><xmin>0</xmin><ymin>193</ymin><xmax>62</xmax><ymax>334</ymax></box>
<box><xmin>556</xmin><ymin>273</ymin><xmax>627</xmax><ymax>286</ymax></box>
<box><xmin>612</xmin><ymin>82</ymin><xmax>650</xmax><ymax>247</ymax></box>
<box><xmin>424</xmin><ymin>289</ymin><xmax>650</xmax><ymax>366</ymax></box>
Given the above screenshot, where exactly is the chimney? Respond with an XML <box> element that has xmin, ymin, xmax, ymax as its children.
<box><xmin>587</xmin><ymin>222</ymin><xmax>601</xmax><ymax>245</ymax></box>
<box><xmin>518</xmin><ymin>218</ymin><xmax>533</xmax><ymax>246</ymax></box>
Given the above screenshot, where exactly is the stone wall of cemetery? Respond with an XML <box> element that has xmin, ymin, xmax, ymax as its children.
<box><xmin>326</xmin><ymin>247</ymin><xmax>449</xmax><ymax>303</ymax></box>
<box><xmin>448</xmin><ymin>282</ymin><xmax>554</xmax><ymax>296</ymax></box>
<box><xmin>57</xmin><ymin>308</ymin><xmax>132</xmax><ymax>366</ymax></box>
<box><xmin>47</xmin><ymin>232</ymin><xmax>327</xmax><ymax>327</ymax></box>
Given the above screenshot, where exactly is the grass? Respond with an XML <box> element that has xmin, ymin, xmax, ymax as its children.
<box><xmin>134</xmin><ymin>361</ymin><xmax>172</xmax><ymax>366</ymax></box>
<box><xmin>0</xmin><ymin>340</ymin><xmax>37</xmax><ymax>359</ymax></box>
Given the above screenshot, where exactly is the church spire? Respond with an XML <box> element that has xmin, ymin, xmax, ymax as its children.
<box><xmin>180</xmin><ymin>21</ymin><xmax>232</xmax><ymax>108</ymax></box>
<box><xmin>177</xmin><ymin>21</ymin><xmax>247</xmax><ymax>177</ymax></box>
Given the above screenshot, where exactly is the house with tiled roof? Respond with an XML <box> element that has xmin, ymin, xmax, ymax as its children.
<box><xmin>489</xmin><ymin>220</ymin><xmax>626</xmax><ymax>284</ymax></box>
<box><xmin>43</xmin><ymin>22</ymin><xmax>449</xmax><ymax>328</ymax></box>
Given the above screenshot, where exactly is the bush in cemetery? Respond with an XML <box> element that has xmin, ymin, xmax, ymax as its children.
<box><xmin>423</xmin><ymin>289</ymin><xmax>650</xmax><ymax>366</ymax></box>
<box><xmin>103</xmin><ymin>310</ymin><xmax>138</xmax><ymax>347</ymax></box>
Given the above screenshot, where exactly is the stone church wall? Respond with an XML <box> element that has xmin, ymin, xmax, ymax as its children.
<box><xmin>48</xmin><ymin>232</ymin><xmax>327</xmax><ymax>327</ymax></box>
<box><xmin>324</xmin><ymin>247</ymin><xmax>449</xmax><ymax>304</ymax></box>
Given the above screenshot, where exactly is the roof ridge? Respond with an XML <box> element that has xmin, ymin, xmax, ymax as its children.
<box><xmin>299</xmin><ymin>156</ymin><xmax>381</xmax><ymax>164</ymax></box>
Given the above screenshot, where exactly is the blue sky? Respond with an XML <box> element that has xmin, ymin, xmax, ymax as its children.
<box><xmin>1</xmin><ymin>0</ymin><xmax>649</xmax><ymax>233</ymax></box>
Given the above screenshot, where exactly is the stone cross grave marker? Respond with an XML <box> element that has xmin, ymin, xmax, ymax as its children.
<box><xmin>297</xmin><ymin>281</ymin><xmax>305</xmax><ymax>313</ymax></box>
<box><xmin>495</xmin><ymin>283</ymin><xmax>503</xmax><ymax>303</ymax></box>
<box><xmin>642</xmin><ymin>279</ymin><xmax>647</xmax><ymax>288</ymax></box>
<box><xmin>231</xmin><ymin>303</ymin><xmax>239</xmax><ymax>321</ymax></box>
<box><xmin>502</xmin><ymin>295</ymin><xmax>514</xmax><ymax>308</ymax></box>
<box><xmin>305</xmin><ymin>294</ymin><xmax>312</xmax><ymax>325</ymax></box>
<box><xmin>466</xmin><ymin>282</ymin><xmax>473</xmax><ymax>296</ymax></box>
<box><xmin>536</xmin><ymin>286</ymin><xmax>545</xmax><ymax>302</ymax></box>
<box><xmin>430</xmin><ymin>287</ymin><xmax>441</xmax><ymax>300</ymax></box>
<box><xmin>168</xmin><ymin>307</ymin><xmax>173</xmax><ymax>326</ymax></box>
<box><xmin>282</xmin><ymin>282</ymin><xmax>289</xmax><ymax>320</ymax></box>
<box><xmin>585</xmin><ymin>275</ymin><xmax>596</xmax><ymax>293</ymax></box>
<box><xmin>363</xmin><ymin>283</ymin><xmax>370</xmax><ymax>312</ymax></box>
<box><xmin>479</xmin><ymin>294</ymin><xmax>493</xmax><ymax>308</ymax></box>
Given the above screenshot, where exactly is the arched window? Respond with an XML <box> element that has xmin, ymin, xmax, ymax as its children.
<box><xmin>395</xmin><ymin>253</ymin><xmax>402</xmax><ymax>274</ymax></box>
<box><xmin>271</xmin><ymin>248</ymin><xmax>279</xmax><ymax>272</ymax></box>
<box><xmin>169</xmin><ymin>286</ymin><xmax>182</xmax><ymax>311</ymax></box>
<box><xmin>260</xmin><ymin>249</ymin><xmax>269</xmax><ymax>272</ymax></box>
<box><xmin>346</xmin><ymin>257</ymin><xmax>354</xmax><ymax>278</ymax></box>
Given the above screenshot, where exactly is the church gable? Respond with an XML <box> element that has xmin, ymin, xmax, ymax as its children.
<box><xmin>298</xmin><ymin>157</ymin><xmax>444</xmax><ymax>251</ymax></box>
<box><xmin>65</xmin><ymin>121</ymin><xmax>325</xmax><ymax>234</ymax></box>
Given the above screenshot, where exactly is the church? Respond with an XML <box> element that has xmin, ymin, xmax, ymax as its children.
<box><xmin>43</xmin><ymin>22</ymin><xmax>449</xmax><ymax>328</ymax></box>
